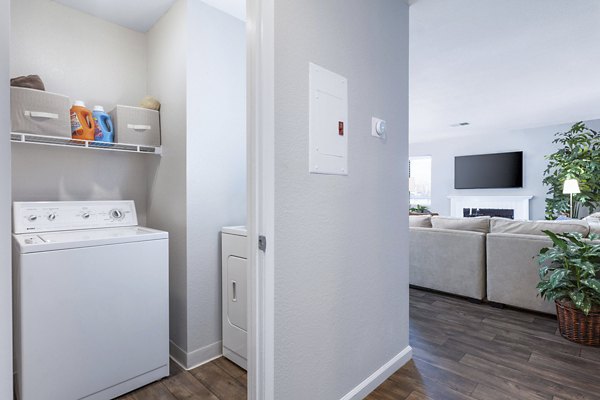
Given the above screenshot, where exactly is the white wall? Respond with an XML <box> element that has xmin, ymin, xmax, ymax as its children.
<box><xmin>146</xmin><ymin>0</ymin><xmax>246</xmax><ymax>368</ymax></box>
<box><xmin>410</xmin><ymin>119</ymin><xmax>600</xmax><ymax>220</ymax></box>
<box><xmin>186</xmin><ymin>1</ymin><xmax>246</xmax><ymax>364</ymax></box>
<box><xmin>0</xmin><ymin>0</ymin><xmax>12</xmax><ymax>397</ymax></box>
<box><xmin>146</xmin><ymin>0</ymin><xmax>189</xmax><ymax>361</ymax></box>
<box><xmin>273</xmin><ymin>1</ymin><xmax>411</xmax><ymax>398</ymax></box>
<box><xmin>11</xmin><ymin>148</ymin><xmax>151</xmax><ymax>222</ymax></box>
<box><xmin>11</xmin><ymin>0</ymin><xmax>147</xmax><ymax>109</ymax></box>
<box><xmin>10</xmin><ymin>0</ymin><xmax>150</xmax><ymax>222</ymax></box>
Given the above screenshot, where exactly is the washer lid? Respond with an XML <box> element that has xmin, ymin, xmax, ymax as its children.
<box><xmin>222</xmin><ymin>226</ymin><xmax>247</xmax><ymax>236</ymax></box>
<box><xmin>14</xmin><ymin>226</ymin><xmax>168</xmax><ymax>254</ymax></box>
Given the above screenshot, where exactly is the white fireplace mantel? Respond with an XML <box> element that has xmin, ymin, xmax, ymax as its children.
<box><xmin>448</xmin><ymin>195</ymin><xmax>534</xmax><ymax>220</ymax></box>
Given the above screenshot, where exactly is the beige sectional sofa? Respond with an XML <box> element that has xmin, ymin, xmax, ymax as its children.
<box><xmin>486</xmin><ymin>218</ymin><xmax>592</xmax><ymax>314</ymax></box>
<box><xmin>409</xmin><ymin>216</ymin><xmax>489</xmax><ymax>301</ymax></box>
<box><xmin>410</xmin><ymin>215</ymin><xmax>599</xmax><ymax>314</ymax></box>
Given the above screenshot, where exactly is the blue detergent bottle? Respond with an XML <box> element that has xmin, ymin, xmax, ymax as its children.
<box><xmin>92</xmin><ymin>106</ymin><xmax>114</xmax><ymax>143</ymax></box>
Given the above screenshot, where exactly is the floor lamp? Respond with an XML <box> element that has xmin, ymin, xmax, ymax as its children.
<box><xmin>563</xmin><ymin>179</ymin><xmax>580</xmax><ymax>218</ymax></box>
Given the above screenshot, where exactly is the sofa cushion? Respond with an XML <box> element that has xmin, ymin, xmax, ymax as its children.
<box><xmin>409</xmin><ymin>215</ymin><xmax>432</xmax><ymax>228</ymax></box>
<box><xmin>584</xmin><ymin>212</ymin><xmax>600</xmax><ymax>235</ymax></box>
<box><xmin>431</xmin><ymin>216</ymin><xmax>490</xmax><ymax>233</ymax></box>
<box><xmin>585</xmin><ymin>211</ymin><xmax>600</xmax><ymax>219</ymax></box>
<box><xmin>584</xmin><ymin>212</ymin><xmax>600</xmax><ymax>226</ymax></box>
<box><xmin>587</xmin><ymin>220</ymin><xmax>600</xmax><ymax>236</ymax></box>
<box><xmin>490</xmin><ymin>217</ymin><xmax>590</xmax><ymax>237</ymax></box>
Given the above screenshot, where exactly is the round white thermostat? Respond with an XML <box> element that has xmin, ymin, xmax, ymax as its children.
<box><xmin>376</xmin><ymin>120</ymin><xmax>386</xmax><ymax>136</ymax></box>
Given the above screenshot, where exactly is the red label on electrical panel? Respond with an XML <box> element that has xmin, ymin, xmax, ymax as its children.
<box><xmin>338</xmin><ymin>121</ymin><xmax>344</xmax><ymax>136</ymax></box>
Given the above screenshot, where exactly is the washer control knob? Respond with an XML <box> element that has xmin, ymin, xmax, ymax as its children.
<box><xmin>47</xmin><ymin>213</ymin><xmax>56</xmax><ymax>221</ymax></box>
<box><xmin>82</xmin><ymin>212</ymin><xmax>90</xmax><ymax>219</ymax></box>
<box><xmin>28</xmin><ymin>215</ymin><xmax>37</xmax><ymax>222</ymax></box>
<box><xmin>110</xmin><ymin>209</ymin><xmax>123</xmax><ymax>220</ymax></box>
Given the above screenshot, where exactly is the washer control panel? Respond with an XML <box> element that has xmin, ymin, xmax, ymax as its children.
<box><xmin>13</xmin><ymin>201</ymin><xmax>138</xmax><ymax>234</ymax></box>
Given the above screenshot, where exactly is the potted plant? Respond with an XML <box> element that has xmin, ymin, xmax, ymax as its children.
<box><xmin>409</xmin><ymin>205</ymin><xmax>430</xmax><ymax>215</ymax></box>
<box><xmin>537</xmin><ymin>230</ymin><xmax>600</xmax><ymax>345</ymax></box>
<box><xmin>543</xmin><ymin>122</ymin><xmax>600</xmax><ymax>219</ymax></box>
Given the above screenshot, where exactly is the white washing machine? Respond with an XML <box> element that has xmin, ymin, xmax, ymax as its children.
<box><xmin>12</xmin><ymin>201</ymin><xmax>169</xmax><ymax>400</ymax></box>
<box><xmin>221</xmin><ymin>226</ymin><xmax>247</xmax><ymax>370</ymax></box>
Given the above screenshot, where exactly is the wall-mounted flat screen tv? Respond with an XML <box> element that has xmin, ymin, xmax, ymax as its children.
<box><xmin>454</xmin><ymin>151</ymin><xmax>523</xmax><ymax>189</ymax></box>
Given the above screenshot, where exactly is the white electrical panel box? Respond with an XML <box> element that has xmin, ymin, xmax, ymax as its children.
<box><xmin>309</xmin><ymin>63</ymin><xmax>348</xmax><ymax>175</ymax></box>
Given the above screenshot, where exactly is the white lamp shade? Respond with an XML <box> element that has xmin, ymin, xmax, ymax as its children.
<box><xmin>563</xmin><ymin>179</ymin><xmax>581</xmax><ymax>194</ymax></box>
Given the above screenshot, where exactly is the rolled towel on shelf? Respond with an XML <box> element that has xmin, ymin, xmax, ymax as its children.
<box><xmin>139</xmin><ymin>95</ymin><xmax>161</xmax><ymax>111</ymax></box>
<box><xmin>10</xmin><ymin>75</ymin><xmax>45</xmax><ymax>91</ymax></box>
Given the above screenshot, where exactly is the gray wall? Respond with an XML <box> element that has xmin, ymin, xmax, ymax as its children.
<box><xmin>146</xmin><ymin>0</ymin><xmax>190</xmax><ymax>362</ymax></box>
<box><xmin>10</xmin><ymin>0</ymin><xmax>147</xmax><ymax>109</ymax></box>
<box><xmin>147</xmin><ymin>0</ymin><xmax>246</xmax><ymax>368</ymax></box>
<box><xmin>10</xmin><ymin>0</ymin><xmax>150</xmax><ymax>223</ymax></box>
<box><xmin>410</xmin><ymin>119</ymin><xmax>600</xmax><ymax>220</ymax></box>
<box><xmin>0</xmin><ymin>0</ymin><xmax>12</xmax><ymax>396</ymax></box>
<box><xmin>273</xmin><ymin>1</ymin><xmax>410</xmax><ymax>398</ymax></box>
<box><xmin>186</xmin><ymin>1</ymin><xmax>246</xmax><ymax>363</ymax></box>
<box><xmin>11</xmin><ymin>147</ymin><xmax>151</xmax><ymax>223</ymax></box>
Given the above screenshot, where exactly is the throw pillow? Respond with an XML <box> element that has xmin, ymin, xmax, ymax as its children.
<box><xmin>431</xmin><ymin>216</ymin><xmax>490</xmax><ymax>233</ymax></box>
<box><xmin>490</xmin><ymin>217</ymin><xmax>590</xmax><ymax>237</ymax></box>
<box><xmin>409</xmin><ymin>215</ymin><xmax>432</xmax><ymax>228</ymax></box>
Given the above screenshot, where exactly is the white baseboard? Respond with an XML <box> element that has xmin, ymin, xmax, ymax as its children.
<box><xmin>340</xmin><ymin>346</ymin><xmax>413</xmax><ymax>400</ymax></box>
<box><xmin>169</xmin><ymin>340</ymin><xmax>187</xmax><ymax>368</ymax></box>
<box><xmin>169</xmin><ymin>340</ymin><xmax>223</xmax><ymax>370</ymax></box>
<box><xmin>186</xmin><ymin>341</ymin><xmax>222</xmax><ymax>370</ymax></box>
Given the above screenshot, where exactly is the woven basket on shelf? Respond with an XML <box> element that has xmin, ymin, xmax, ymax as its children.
<box><xmin>555</xmin><ymin>300</ymin><xmax>600</xmax><ymax>346</ymax></box>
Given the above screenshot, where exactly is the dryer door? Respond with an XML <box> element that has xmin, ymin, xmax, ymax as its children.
<box><xmin>227</xmin><ymin>255</ymin><xmax>247</xmax><ymax>331</ymax></box>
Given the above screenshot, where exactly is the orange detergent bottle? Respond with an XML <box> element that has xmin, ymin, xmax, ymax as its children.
<box><xmin>70</xmin><ymin>100</ymin><xmax>96</xmax><ymax>141</ymax></box>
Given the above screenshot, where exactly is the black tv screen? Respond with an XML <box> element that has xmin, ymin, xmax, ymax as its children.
<box><xmin>454</xmin><ymin>151</ymin><xmax>523</xmax><ymax>189</ymax></box>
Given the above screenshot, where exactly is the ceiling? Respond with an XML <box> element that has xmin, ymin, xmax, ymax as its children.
<box><xmin>200</xmin><ymin>0</ymin><xmax>246</xmax><ymax>21</ymax></box>
<box><xmin>52</xmin><ymin>0</ymin><xmax>245</xmax><ymax>32</ymax></box>
<box><xmin>409</xmin><ymin>0</ymin><xmax>600</xmax><ymax>143</ymax></box>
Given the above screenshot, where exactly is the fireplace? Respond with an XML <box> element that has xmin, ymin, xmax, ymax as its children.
<box><xmin>448</xmin><ymin>195</ymin><xmax>533</xmax><ymax>220</ymax></box>
<box><xmin>463</xmin><ymin>208</ymin><xmax>514</xmax><ymax>219</ymax></box>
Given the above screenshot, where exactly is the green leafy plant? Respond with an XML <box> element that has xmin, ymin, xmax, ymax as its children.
<box><xmin>543</xmin><ymin>122</ymin><xmax>600</xmax><ymax>219</ymax></box>
<box><xmin>537</xmin><ymin>230</ymin><xmax>600</xmax><ymax>315</ymax></box>
<box><xmin>409</xmin><ymin>205</ymin><xmax>430</xmax><ymax>214</ymax></box>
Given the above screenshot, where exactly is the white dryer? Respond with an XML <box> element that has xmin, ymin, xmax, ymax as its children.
<box><xmin>12</xmin><ymin>201</ymin><xmax>169</xmax><ymax>400</ymax></box>
<box><xmin>221</xmin><ymin>226</ymin><xmax>247</xmax><ymax>370</ymax></box>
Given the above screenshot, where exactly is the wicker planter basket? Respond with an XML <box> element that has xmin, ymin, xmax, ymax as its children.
<box><xmin>555</xmin><ymin>300</ymin><xmax>600</xmax><ymax>346</ymax></box>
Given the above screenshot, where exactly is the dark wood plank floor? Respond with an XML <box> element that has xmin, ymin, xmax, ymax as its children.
<box><xmin>117</xmin><ymin>357</ymin><xmax>246</xmax><ymax>400</ymax></box>
<box><xmin>119</xmin><ymin>288</ymin><xmax>600</xmax><ymax>400</ymax></box>
<box><xmin>367</xmin><ymin>288</ymin><xmax>600</xmax><ymax>400</ymax></box>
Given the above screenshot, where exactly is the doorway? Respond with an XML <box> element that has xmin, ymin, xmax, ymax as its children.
<box><xmin>4</xmin><ymin>0</ymin><xmax>268</xmax><ymax>399</ymax></box>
